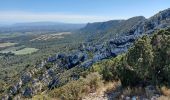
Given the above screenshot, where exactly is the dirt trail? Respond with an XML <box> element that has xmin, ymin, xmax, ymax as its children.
<box><xmin>83</xmin><ymin>81</ymin><xmax>121</xmax><ymax>100</ymax></box>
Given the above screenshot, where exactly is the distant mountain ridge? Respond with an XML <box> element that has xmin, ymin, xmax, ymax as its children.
<box><xmin>0</xmin><ymin>22</ymin><xmax>86</xmax><ymax>33</ymax></box>
<box><xmin>13</xmin><ymin>22</ymin><xmax>85</xmax><ymax>27</ymax></box>
<box><xmin>79</xmin><ymin>8</ymin><xmax>170</xmax><ymax>42</ymax></box>
<box><xmin>1</xmin><ymin>8</ymin><xmax>170</xmax><ymax>100</ymax></box>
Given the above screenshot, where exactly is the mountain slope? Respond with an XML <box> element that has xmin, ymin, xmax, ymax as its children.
<box><xmin>79</xmin><ymin>8</ymin><xmax>170</xmax><ymax>43</ymax></box>
<box><xmin>1</xmin><ymin>8</ymin><xmax>170</xmax><ymax>100</ymax></box>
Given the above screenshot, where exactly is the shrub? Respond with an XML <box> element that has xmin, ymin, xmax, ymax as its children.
<box><xmin>117</xmin><ymin>29</ymin><xmax>170</xmax><ymax>87</ymax></box>
<box><xmin>117</xmin><ymin>35</ymin><xmax>154</xmax><ymax>87</ymax></box>
<box><xmin>48</xmin><ymin>72</ymin><xmax>103</xmax><ymax>100</ymax></box>
<box><xmin>102</xmin><ymin>66</ymin><xmax>114</xmax><ymax>81</ymax></box>
<box><xmin>44</xmin><ymin>63</ymin><xmax>53</xmax><ymax>69</ymax></box>
<box><xmin>116</xmin><ymin>58</ymin><xmax>141</xmax><ymax>87</ymax></box>
<box><xmin>91</xmin><ymin>55</ymin><xmax>123</xmax><ymax>82</ymax></box>
<box><xmin>126</xmin><ymin>36</ymin><xmax>153</xmax><ymax>79</ymax></box>
<box><xmin>0</xmin><ymin>81</ymin><xmax>7</xmax><ymax>93</ymax></box>
<box><xmin>151</xmin><ymin>30</ymin><xmax>170</xmax><ymax>85</ymax></box>
<box><xmin>84</xmin><ymin>72</ymin><xmax>103</xmax><ymax>92</ymax></box>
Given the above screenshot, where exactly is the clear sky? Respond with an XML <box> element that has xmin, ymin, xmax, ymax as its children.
<box><xmin>0</xmin><ymin>0</ymin><xmax>170</xmax><ymax>24</ymax></box>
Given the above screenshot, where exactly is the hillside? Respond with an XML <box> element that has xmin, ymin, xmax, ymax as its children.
<box><xmin>0</xmin><ymin>8</ymin><xmax>170</xmax><ymax>100</ymax></box>
<box><xmin>79</xmin><ymin>8</ymin><xmax>170</xmax><ymax>43</ymax></box>
<box><xmin>37</xmin><ymin>26</ymin><xmax>170</xmax><ymax>100</ymax></box>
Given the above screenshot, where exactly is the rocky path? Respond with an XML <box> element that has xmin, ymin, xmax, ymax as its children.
<box><xmin>82</xmin><ymin>82</ymin><xmax>167</xmax><ymax>100</ymax></box>
<box><xmin>82</xmin><ymin>92</ymin><xmax>108</xmax><ymax>100</ymax></box>
<box><xmin>83</xmin><ymin>82</ymin><xmax>121</xmax><ymax>100</ymax></box>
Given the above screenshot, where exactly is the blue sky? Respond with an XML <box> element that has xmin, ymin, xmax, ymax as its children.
<box><xmin>0</xmin><ymin>0</ymin><xmax>170</xmax><ymax>23</ymax></box>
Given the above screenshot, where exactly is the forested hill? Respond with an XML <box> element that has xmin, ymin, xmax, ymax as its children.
<box><xmin>78</xmin><ymin>8</ymin><xmax>170</xmax><ymax>43</ymax></box>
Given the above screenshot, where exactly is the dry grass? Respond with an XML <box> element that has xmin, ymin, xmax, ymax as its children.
<box><xmin>105</xmin><ymin>81</ymin><xmax>121</xmax><ymax>94</ymax></box>
<box><xmin>49</xmin><ymin>72</ymin><xmax>103</xmax><ymax>100</ymax></box>
<box><xmin>121</xmin><ymin>87</ymin><xmax>145</xmax><ymax>97</ymax></box>
<box><xmin>158</xmin><ymin>96</ymin><xmax>170</xmax><ymax>100</ymax></box>
<box><xmin>161</xmin><ymin>86</ymin><xmax>170</xmax><ymax>96</ymax></box>
<box><xmin>95</xmin><ymin>81</ymin><xmax>120</xmax><ymax>95</ymax></box>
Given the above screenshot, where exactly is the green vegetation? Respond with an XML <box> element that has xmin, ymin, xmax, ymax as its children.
<box><xmin>0</xmin><ymin>45</ymin><xmax>25</xmax><ymax>53</ymax></box>
<box><xmin>35</xmin><ymin>29</ymin><xmax>170</xmax><ymax>99</ymax></box>
<box><xmin>91</xmin><ymin>55</ymin><xmax>123</xmax><ymax>81</ymax></box>
<box><xmin>0</xmin><ymin>16</ymin><xmax>170</xmax><ymax>99</ymax></box>
<box><xmin>80</xmin><ymin>16</ymin><xmax>146</xmax><ymax>43</ymax></box>
<box><xmin>0</xmin><ymin>46</ymin><xmax>38</xmax><ymax>55</ymax></box>
<box><xmin>0</xmin><ymin>33</ymin><xmax>22</xmax><ymax>39</ymax></box>
<box><xmin>118</xmin><ymin>29</ymin><xmax>170</xmax><ymax>87</ymax></box>
<box><xmin>12</xmin><ymin>48</ymin><xmax>38</xmax><ymax>55</ymax></box>
<box><xmin>0</xmin><ymin>31</ymin><xmax>82</xmax><ymax>87</ymax></box>
<box><xmin>116</xmin><ymin>36</ymin><xmax>154</xmax><ymax>86</ymax></box>
<box><xmin>0</xmin><ymin>42</ymin><xmax>17</xmax><ymax>48</ymax></box>
<box><xmin>92</xmin><ymin>29</ymin><xmax>170</xmax><ymax>87</ymax></box>
<box><xmin>49</xmin><ymin>72</ymin><xmax>103</xmax><ymax>100</ymax></box>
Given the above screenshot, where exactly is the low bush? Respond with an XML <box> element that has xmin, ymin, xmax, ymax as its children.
<box><xmin>117</xmin><ymin>29</ymin><xmax>170</xmax><ymax>87</ymax></box>
<box><xmin>91</xmin><ymin>55</ymin><xmax>123</xmax><ymax>82</ymax></box>
<box><xmin>48</xmin><ymin>72</ymin><xmax>103</xmax><ymax>100</ymax></box>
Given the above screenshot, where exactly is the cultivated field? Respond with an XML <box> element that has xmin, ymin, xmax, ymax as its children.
<box><xmin>0</xmin><ymin>46</ymin><xmax>38</xmax><ymax>55</ymax></box>
<box><xmin>0</xmin><ymin>42</ymin><xmax>17</xmax><ymax>48</ymax></box>
<box><xmin>30</xmin><ymin>32</ymin><xmax>71</xmax><ymax>41</ymax></box>
<box><xmin>12</xmin><ymin>48</ymin><xmax>39</xmax><ymax>55</ymax></box>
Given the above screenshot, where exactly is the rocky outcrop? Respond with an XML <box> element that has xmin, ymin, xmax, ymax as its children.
<box><xmin>47</xmin><ymin>52</ymin><xmax>88</xmax><ymax>69</ymax></box>
<box><xmin>2</xmin><ymin>8</ymin><xmax>170</xmax><ymax>99</ymax></box>
<box><xmin>22</xmin><ymin>87</ymin><xmax>33</xmax><ymax>98</ymax></box>
<box><xmin>48</xmin><ymin>77</ymin><xmax>59</xmax><ymax>89</ymax></box>
<box><xmin>21</xmin><ymin>72</ymin><xmax>32</xmax><ymax>84</ymax></box>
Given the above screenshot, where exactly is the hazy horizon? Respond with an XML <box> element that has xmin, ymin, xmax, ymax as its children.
<box><xmin>0</xmin><ymin>0</ymin><xmax>170</xmax><ymax>24</ymax></box>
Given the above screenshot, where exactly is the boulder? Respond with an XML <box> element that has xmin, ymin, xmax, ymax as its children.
<box><xmin>145</xmin><ymin>85</ymin><xmax>160</xmax><ymax>99</ymax></box>
<box><xmin>47</xmin><ymin>69</ymin><xmax>55</xmax><ymax>77</ymax></box>
<box><xmin>47</xmin><ymin>56</ymin><xmax>57</xmax><ymax>62</ymax></box>
<box><xmin>9</xmin><ymin>85</ymin><xmax>18</xmax><ymax>95</ymax></box>
<box><xmin>9</xmin><ymin>79</ymin><xmax>22</xmax><ymax>95</ymax></box>
<box><xmin>48</xmin><ymin>78</ymin><xmax>59</xmax><ymax>89</ymax></box>
<box><xmin>22</xmin><ymin>87</ymin><xmax>33</xmax><ymax>97</ymax></box>
<box><xmin>21</xmin><ymin>72</ymin><xmax>32</xmax><ymax>84</ymax></box>
<box><xmin>32</xmin><ymin>80</ymin><xmax>42</xmax><ymax>94</ymax></box>
<box><xmin>81</xmin><ymin>60</ymin><xmax>93</xmax><ymax>68</ymax></box>
<box><xmin>56</xmin><ymin>53</ymin><xmax>65</xmax><ymax>59</ymax></box>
